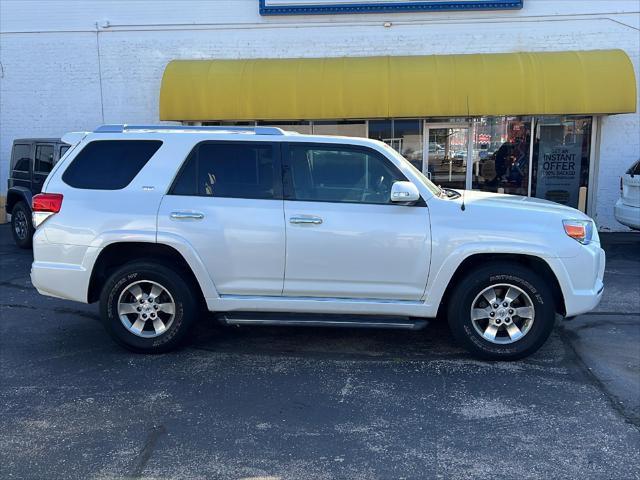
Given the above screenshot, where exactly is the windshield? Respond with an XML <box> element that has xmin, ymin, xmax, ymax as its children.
<box><xmin>379</xmin><ymin>142</ymin><xmax>442</xmax><ymax>196</ymax></box>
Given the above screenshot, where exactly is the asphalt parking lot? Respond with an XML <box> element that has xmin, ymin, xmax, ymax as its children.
<box><xmin>1</xmin><ymin>225</ymin><xmax>639</xmax><ymax>480</ymax></box>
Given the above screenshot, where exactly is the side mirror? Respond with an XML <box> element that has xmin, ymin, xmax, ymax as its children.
<box><xmin>390</xmin><ymin>181</ymin><xmax>420</xmax><ymax>203</ymax></box>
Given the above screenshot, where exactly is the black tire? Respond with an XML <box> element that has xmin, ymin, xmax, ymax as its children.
<box><xmin>447</xmin><ymin>262</ymin><xmax>556</xmax><ymax>361</ymax></box>
<box><xmin>100</xmin><ymin>261</ymin><xmax>198</xmax><ymax>353</ymax></box>
<box><xmin>11</xmin><ymin>201</ymin><xmax>34</xmax><ymax>249</ymax></box>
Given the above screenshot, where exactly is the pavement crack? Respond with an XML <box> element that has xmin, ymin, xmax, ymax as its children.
<box><xmin>128</xmin><ymin>424</ymin><xmax>167</xmax><ymax>478</ymax></box>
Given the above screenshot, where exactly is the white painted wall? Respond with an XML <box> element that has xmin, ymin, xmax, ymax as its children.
<box><xmin>1</xmin><ymin>0</ymin><xmax>638</xmax><ymax>229</ymax></box>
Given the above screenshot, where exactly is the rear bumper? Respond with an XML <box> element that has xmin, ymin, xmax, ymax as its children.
<box><xmin>614</xmin><ymin>199</ymin><xmax>640</xmax><ymax>230</ymax></box>
<box><xmin>30</xmin><ymin>229</ymin><xmax>97</xmax><ymax>303</ymax></box>
<box><xmin>31</xmin><ymin>261</ymin><xmax>90</xmax><ymax>302</ymax></box>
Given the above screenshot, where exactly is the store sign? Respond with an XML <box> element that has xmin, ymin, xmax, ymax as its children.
<box><xmin>536</xmin><ymin>144</ymin><xmax>582</xmax><ymax>208</ymax></box>
<box><xmin>260</xmin><ymin>0</ymin><xmax>523</xmax><ymax>15</ymax></box>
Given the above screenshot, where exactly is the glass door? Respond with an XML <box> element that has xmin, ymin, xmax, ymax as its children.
<box><xmin>423</xmin><ymin>124</ymin><xmax>471</xmax><ymax>190</ymax></box>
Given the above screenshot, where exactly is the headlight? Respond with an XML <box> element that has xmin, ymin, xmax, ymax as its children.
<box><xmin>563</xmin><ymin>219</ymin><xmax>593</xmax><ymax>244</ymax></box>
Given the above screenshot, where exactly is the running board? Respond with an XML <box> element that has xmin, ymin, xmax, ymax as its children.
<box><xmin>219</xmin><ymin>313</ymin><xmax>428</xmax><ymax>330</ymax></box>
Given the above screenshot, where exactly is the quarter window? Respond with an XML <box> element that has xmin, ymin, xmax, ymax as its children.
<box><xmin>170</xmin><ymin>142</ymin><xmax>277</xmax><ymax>199</ymax></box>
<box><xmin>12</xmin><ymin>144</ymin><xmax>31</xmax><ymax>172</ymax></box>
<box><xmin>35</xmin><ymin>144</ymin><xmax>55</xmax><ymax>174</ymax></box>
<box><xmin>285</xmin><ymin>144</ymin><xmax>404</xmax><ymax>204</ymax></box>
<box><xmin>62</xmin><ymin>140</ymin><xmax>162</xmax><ymax>190</ymax></box>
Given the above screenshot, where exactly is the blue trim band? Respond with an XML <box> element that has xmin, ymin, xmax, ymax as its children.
<box><xmin>260</xmin><ymin>0</ymin><xmax>523</xmax><ymax>15</ymax></box>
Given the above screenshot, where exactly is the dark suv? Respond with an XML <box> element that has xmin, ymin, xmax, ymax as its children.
<box><xmin>6</xmin><ymin>139</ymin><xmax>69</xmax><ymax>248</ymax></box>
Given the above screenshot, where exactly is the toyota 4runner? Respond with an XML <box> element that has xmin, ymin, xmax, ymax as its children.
<box><xmin>30</xmin><ymin>125</ymin><xmax>605</xmax><ymax>360</ymax></box>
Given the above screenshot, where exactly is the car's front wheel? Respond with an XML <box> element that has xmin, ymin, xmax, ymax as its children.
<box><xmin>447</xmin><ymin>263</ymin><xmax>556</xmax><ymax>360</ymax></box>
<box><xmin>100</xmin><ymin>262</ymin><xmax>198</xmax><ymax>353</ymax></box>
<box><xmin>11</xmin><ymin>201</ymin><xmax>34</xmax><ymax>249</ymax></box>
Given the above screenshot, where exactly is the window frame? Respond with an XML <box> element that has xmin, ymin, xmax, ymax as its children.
<box><xmin>282</xmin><ymin>142</ymin><xmax>425</xmax><ymax>207</ymax></box>
<box><xmin>168</xmin><ymin>140</ymin><xmax>283</xmax><ymax>200</ymax></box>
<box><xmin>34</xmin><ymin>143</ymin><xmax>55</xmax><ymax>175</ymax></box>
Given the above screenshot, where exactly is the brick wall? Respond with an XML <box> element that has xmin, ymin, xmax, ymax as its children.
<box><xmin>1</xmin><ymin>0</ymin><xmax>638</xmax><ymax>229</ymax></box>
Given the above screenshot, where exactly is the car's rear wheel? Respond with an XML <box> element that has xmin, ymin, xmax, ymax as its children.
<box><xmin>100</xmin><ymin>262</ymin><xmax>198</xmax><ymax>353</ymax></box>
<box><xmin>11</xmin><ymin>201</ymin><xmax>34</xmax><ymax>249</ymax></box>
<box><xmin>447</xmin><ymin>262</ymin><xmax>556</xmax><ymax>360</ymax></box>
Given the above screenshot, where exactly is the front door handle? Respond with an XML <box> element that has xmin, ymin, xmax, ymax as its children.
<box><xmin>290</xmin><ymin>216</ymin><xmax>323</xmax><ymax>225</ymax></box>
<box><xmin>170</xmin><ymin>211</ymin><xmax>205</xmax><ymax>221</ymax></box>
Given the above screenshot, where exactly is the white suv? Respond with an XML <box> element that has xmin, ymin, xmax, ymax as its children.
<box><xmin>31</xmin><ymin>125</ymin><xmax>605</xmax><ymax>360</ymax></box>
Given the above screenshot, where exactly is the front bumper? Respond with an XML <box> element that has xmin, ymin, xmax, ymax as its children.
<box><xmin>552</xmin><ymin>241</ymin><xmax>605</xmax><ymax>317</ymax></box>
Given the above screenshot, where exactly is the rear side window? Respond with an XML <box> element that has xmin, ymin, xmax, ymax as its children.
<box><xmin>170</xmin><ymin>142</ymin><xmax>277</xmax><ymax>199</ymax></box>
<box><xmin>62</xmin><ymin>140</ymin><xmax>162</xmax><ymax>190</ymax></box>
<box><xmin>12</xmin><ymin>144</ymin><xmax>31</xmax><ymax>172</ymax></box>
<box><xmin>35</xmin><ymin>144</ymin><xmax>55</xmax><ymax>174</ymax></box>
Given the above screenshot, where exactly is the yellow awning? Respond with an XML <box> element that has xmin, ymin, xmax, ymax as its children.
<box><xmin>159</xmin><ymin>50</ymin><xmax>637</xmax><ymax>121</ymax></box>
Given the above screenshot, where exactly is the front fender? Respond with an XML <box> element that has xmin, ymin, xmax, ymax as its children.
<box><xmin>421</xmin><ymin>242</ymin><xmax>573</xmax><ymax>317</ymax></box>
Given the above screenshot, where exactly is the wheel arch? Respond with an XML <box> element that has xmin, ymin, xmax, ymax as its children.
<box><xmin>6</xmin><ymin>187</ymin><xmax>33</xmax><ymax>214</ymax></box>
<box><xmin>87</xmin><ymin>242</ymin><xmax>209</xmax><ymax>309</ymax></box>
<box><xmin>435</xmin><ymin>253</ymin><xmax>566</xmax><ymax>319</ymax></box>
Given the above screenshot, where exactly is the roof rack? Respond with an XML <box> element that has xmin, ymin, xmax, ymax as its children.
<box><xmin>93</xmin><ymin>124</ymin><xmax>286</xmax><ymax>136</ymax></box>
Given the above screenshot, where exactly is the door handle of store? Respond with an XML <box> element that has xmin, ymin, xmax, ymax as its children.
<box><xmin>290</xmin><ymin>216</ymin><xmax>323</xmax><ymax>225</ymax></box>
<box><xmin>170</xmin><ymin>211</ymin><xmax>205</xmax><ymax>221</ymax></box>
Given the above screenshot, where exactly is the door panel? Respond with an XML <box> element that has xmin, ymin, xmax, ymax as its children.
<box><xmin>158</xmin><ymin>197</ymin><xmax>285</xmax><ymax>295</ymax></box>
<box><xmin>282</xmin><ymin>142</ymin><xmax>430</xmax><ymax>300</ymax></box>
<box><xmin>283</xmin><ymin>201</ymin><xmax>430</xmax><ymax>300</ymax></box>
<box><xmin>158</xmin><ymin>140</ymin><xmax>285</xmax><ymax>296</ymax></box>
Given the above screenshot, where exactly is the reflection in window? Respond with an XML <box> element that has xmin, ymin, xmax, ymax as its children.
<box><xmin>532</xmin><ymin>116</ymin><xmax>592</xmax><ymax>208</ymax></box>
<box><xmin>472</xmin><ymin>117</ymin><xmax>532</xmax><ymax>196</ymax></box>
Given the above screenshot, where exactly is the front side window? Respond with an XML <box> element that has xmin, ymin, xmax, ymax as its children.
<box><xmin>12</xmin><ymin>144</ymin><xmax>31</xmax><ymax>172</ymax></box>
<box><xmin>62</xmin><ymin>140</ymin><xmax>162</xmax><ymax>190</ymax></box>
<box><xmin>284</xmin><ymin>144</ymin><xmax>404</xmax><ymax>204</ymax></box>
<box><xmin>170</xmin><ymin>142</ymin><xmax>277</xmax><ymax>199</ymax></box>
<box><xmin>35</xmin><ymin>144</ymin><xmax>55</xmax><ymax>174</ymax></box>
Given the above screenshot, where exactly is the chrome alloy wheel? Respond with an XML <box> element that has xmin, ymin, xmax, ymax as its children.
<box><xmin>470</xmin><ymin>283</ymin><xmax>535</xmax><ymax>344</ymax></box>
<box><xmin>13</xmin><ymin>209</ymin><xmax>29</xmax><ymax>240</ymax></box>
<box><xmin>117</xmin><ymin>280</ymin><xmax>176</xmax><ymax>338</ymax></box>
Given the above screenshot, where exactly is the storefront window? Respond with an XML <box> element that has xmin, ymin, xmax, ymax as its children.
<box><xmin>472</xmin><ymin>117</ymin><xmax>532</xmax><ymax>196</ymax></box>
<box><xmin>532</xmin><ymin>116</ymin><xmax>592</xmax><ymax>208</ymax></box>
<box><xmin>394</xmin><ymin>120</ymin><xmax>422</xmax><ymax>170</ymax></box>
<box><xmin>258</xmin><ymin>121</ymin><xmax>312</xmax><ymax>134</ymax></box>
<box><xmin>312</xmin><ymin>121</ymin><xmax>366</xmax><ymax>137</ymax></box>
<box><xmin>368</xmin><ymin>119</ymin><xmax>422</xmax><ymax>170</ymax></box>
<box><xmin>368</xmin><ymin>120</ymin><xmax>392</xmax><ymax>142</ymax></box>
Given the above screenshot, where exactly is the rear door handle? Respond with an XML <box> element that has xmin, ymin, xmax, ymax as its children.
<box><xmin>290</xmin><ymin>216</ymin><xmax>323</xmax><ymax>225</ymax></box>
<box><xmin>170</xmin><ymin>211</ymin><xmax>205</xmax><ymax>221</ymax></box>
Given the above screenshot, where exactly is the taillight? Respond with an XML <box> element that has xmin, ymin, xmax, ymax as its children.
<box><xmin>620</xmin><ymin>176</ymin><xmax>623</xmax><ymax>194</ymax></box>
<box><xmin>32</xmin><ymin>193</ymin><xmax>63</xmax><ymax>228</ymax></box>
